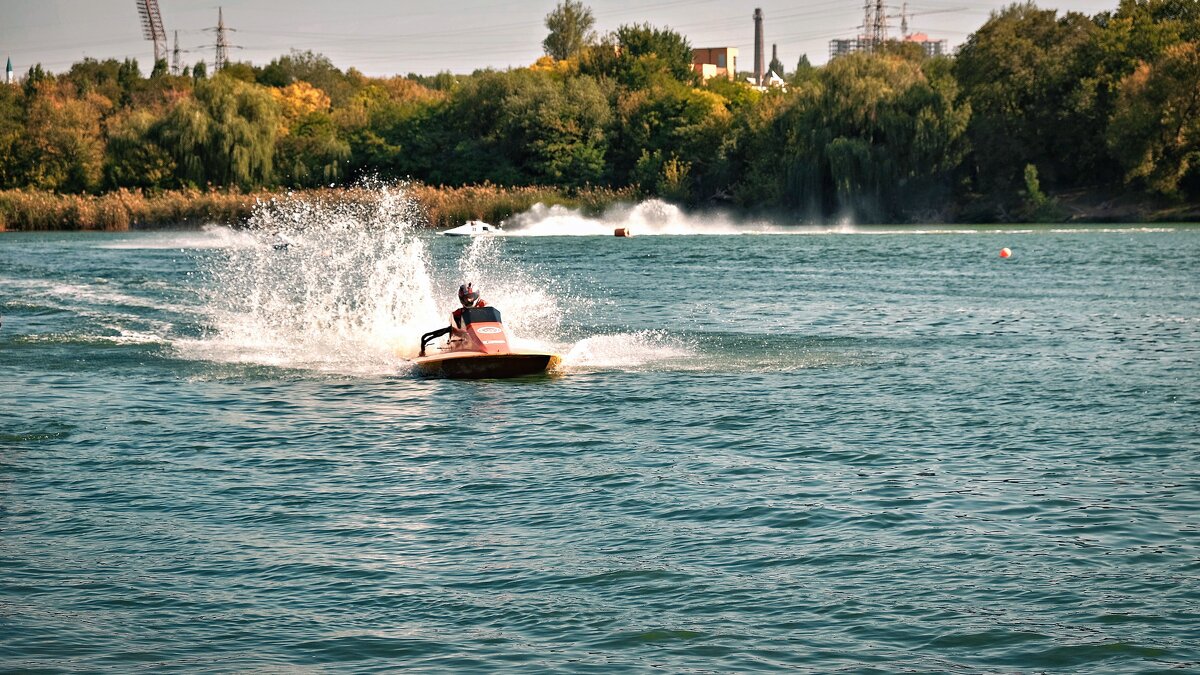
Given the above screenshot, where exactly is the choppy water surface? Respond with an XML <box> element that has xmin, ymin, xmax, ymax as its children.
<box><xmin>2</xmin><ymin>196</ymin><xmax>1198</xmax><ymax>672</ymax></box>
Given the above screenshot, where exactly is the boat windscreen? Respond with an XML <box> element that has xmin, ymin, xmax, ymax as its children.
<box><xmin>461</xmin><ymin>306</ymin><xmax>502</xmax><ymax>324</ymax></box>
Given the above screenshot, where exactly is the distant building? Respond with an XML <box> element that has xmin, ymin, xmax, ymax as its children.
<box><xmin>904</xmin><ymin>32</ymin><xmax>948</xmax><ymax>57</ymax></box>
<box><xmin>828</xmin><ymin>33</ymin><xmax>947</xmax><ymax>59</ymax></box>
<box><xmin>829</xmin><ymin>38</ymin><xmax>864</xmax><ymax>60</ymax></box>
<box><xmin>692</xmin><ymin>47</ymin><xmax>738</xmax><ymax>82</ymax></box>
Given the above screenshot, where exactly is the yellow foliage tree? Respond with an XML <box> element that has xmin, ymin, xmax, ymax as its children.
<box><xmin>271</xmin><ymin>81</ymin><xmax>331</xmax><ymax>134</ymax></box>
<box><xmin>22</xmin><ymin>82</ymin><xmax>112</xmax><ymax>192</ymax></box>
<box><xmin>530</xmin><ymin>55</ymin><xmax>579</xmax><ymax>76</ymax></box>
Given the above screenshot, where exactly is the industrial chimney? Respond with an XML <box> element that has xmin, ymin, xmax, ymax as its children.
<box><xmin>753</xmin><ymin>8</ymin><xmax>764</xmax><ymax>86</ymax></box>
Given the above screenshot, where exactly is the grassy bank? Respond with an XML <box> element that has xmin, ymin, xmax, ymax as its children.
<box><xmin>0</xmin><ymin>184</ymin><xmax>637</xmax><ymax>232</ymax></box>
<box><xmin>2</xmin><ymin>185</ymin><xmax>1195</xmax><ymax>232</ymax></box>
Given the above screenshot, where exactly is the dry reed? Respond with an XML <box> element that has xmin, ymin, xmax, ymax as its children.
<box><xmin>0</xmin><ymin>184</ymin><xmax>637</xmax><ymax>232</ymax></box>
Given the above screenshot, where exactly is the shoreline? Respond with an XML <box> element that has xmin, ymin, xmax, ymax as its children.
<box><xmin>0</xmin><ymin>184</ymin><xmax>636</xmax><ymax>233</ymax></box>
<box><xmin>1</xmin><ymin>185</ymin><xmax>1197</xmax><ymax>232</ymax></box>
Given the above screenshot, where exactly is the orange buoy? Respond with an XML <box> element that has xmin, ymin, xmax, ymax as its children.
<box><xmin>999</xmin><ymin>247</ymin><xmax>1012</xmax><ymax>258</ymax></box>
<box><xmin>614</xmin><ymin>228</ymin><xmax>632</xmax><ymax>237</ymax></box>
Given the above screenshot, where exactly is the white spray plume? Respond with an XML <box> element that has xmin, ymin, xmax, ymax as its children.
<box><xmin>501</xmin><ymin>199</ymin><xmax>786</xmax><ymax>236</ymax></box>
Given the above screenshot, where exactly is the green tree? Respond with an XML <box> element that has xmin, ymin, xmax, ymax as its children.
<box><xmin>405</xmin><ymin>71</ymin><xmax>458</xmax><ymax>91</ymax></box>
<box><xmin>64</xmin><ymin>58</ymin><xmax>124</xmax><ymax>101</ymax></box>
<box><xmin>791</xmin><ymin>54</ymin><xmax>817</xmax><ymax>85</ymax></box>
<box><xmin>618</xmin><ymin>23</ymin><xmax>697</xmax><ymax>85</ymax></box>
<box><xmin>336</xmin><ymin>76</ymin><xmax>449</xmax><ymax>182</ymax></box>
<box><xmin>1082</xmin><ymin>0</ymin><xmax>1200</xmax><ymax>179</ymax></box>
<box><xmin>1107</xmin><ymin>41</ymin><xmax>1200</xmax><ymax>196</ymax></box>
<box><xmin>192</xmin><ymin>61</ymin><xmax>207</xmax><ymax>80</ymax></box>
<box><xmin>543</xmin><ymin>1</ymin><xmax>596</xmax><ymax>61</ymax></box>
<box><xmin>612</xmin><ymin>81</ymin><xmax>730</xmax><ymax>200</ymax></box>
<box><xmin>723</xmin><ymin>89</ymin><xmax>797</xmax><ymax>210</ymax></box>
<box><xmin>583</xmin><ymin>24</ymin><xmax>697</xmax><ymax>87</ymax></box>
<box><xmin>954</xmin><ymin>3</ymin><xmax>1099</xmax><ymax>198</ymax></box>
<box><xmin>258</xmin><ymin>50</ymin><xmax>356</xmax><ymax>105</ymax></box>
<box><xmin>443</xmin><ymin>69</ymin><xmax>613</xmax><ymax>187</ymax></box>
<box><xmin>23</xmin><ymin>64</ymin><xmax>50</xmax><ymax>98</ymax></box>
<box><xmin>0</xmin><ymin>86</ymin><xmax>27</xmax><ymax>189</ymax></box>
<box><xmin>276</xmin><ymin>112</ymin><xmax>350</xmax><ymax>187</ymax></box>
<box><xmin>19</xmin><ymin>82</ymin><xmax>111</xmax><ymax>192</ymax></box>
<box><xmin>768</xmin><ymin>51</ymin><xmax>785</xmax><ymax>78</ymax></box>
<box><xmin>1018</xmin><ymin>163</ymin><xmax>1062</xmax><ymax>220</ymax></box>
<box><xmin>116</xmin><ymin>58</ymin><xmax>141</xmax><ymax>105</ymax></box>
<box><xmin>220</xmin><ymin>62</ymin><xmax>258</xmax><ymax>83</ymax></box>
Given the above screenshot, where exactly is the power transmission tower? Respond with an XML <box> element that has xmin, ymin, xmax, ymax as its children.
<box><xmin>136</xmin><ymin>0</ymin><xmax>167</xmax><ymax>63</ymax></box>
<box><xmin>215</xmin><ymin>7</ymin><xmax>229</xmax><ymax>71</ymax></box>
<box><xmin>871</xmin><ymin>0</ymin><xmax>889</xmax><ymax>49</ymax></box>
<box><xmin>171</xmin><ymin>30</ymin><xmax>182</xmax><ymax>75</ymax></box>
<box><xmin>863</xmin><ymin>1</ymin><xmax>872</xmax><ymax>43</ymax></box>
<box><xmin>199</xmin><ymin>6</ymin><xmax>241</xmax><ymax>73</ymax></box>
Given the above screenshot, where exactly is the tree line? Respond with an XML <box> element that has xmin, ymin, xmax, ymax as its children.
<box><xmin>0</xmin><ymin>0</ymin><xmax>1196</xmax><ymax>222</ymax></box>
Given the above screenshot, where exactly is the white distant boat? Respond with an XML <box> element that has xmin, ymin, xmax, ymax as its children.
<box><xmin>442</xmin><ymin>220</ymin><xmax>497</xmax><ymax>237</ymax></box>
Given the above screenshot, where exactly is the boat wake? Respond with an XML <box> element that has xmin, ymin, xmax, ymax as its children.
<box><xmin>177</xmin><ymin>187</ymin><xmax>697</xmax><ymax>377</ymax></box>
<box><xmin>93</xmin><ymin>225</ymin><xmax>264</xmax><ymax>250</ymax></box>
<box><xmin>501</xmin><ymin>199</ymin><xmax>785</xmax><ymax>236</ymax></box>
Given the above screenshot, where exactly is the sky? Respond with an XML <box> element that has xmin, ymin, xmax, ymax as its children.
<box><xmin>1</xmin><ymin>0</ymin><xmax>1122</xmax><ymax>77</ymax></box>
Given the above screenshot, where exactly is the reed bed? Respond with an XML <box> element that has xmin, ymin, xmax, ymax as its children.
<box><xmin>0</xmin><ymin>184</ymin><xmax>638</xmax><ymax>232</ymax></box>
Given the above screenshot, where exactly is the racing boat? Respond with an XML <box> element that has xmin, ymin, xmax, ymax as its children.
<box><xmin>442</xmin><ymin>220</ymin><xmax>497</xmax><ymax>237</ymax></box>
<box><xmin>413</xmin><ymin>306</ymin><xmax>562</xmax><ymax>379</ymax></box>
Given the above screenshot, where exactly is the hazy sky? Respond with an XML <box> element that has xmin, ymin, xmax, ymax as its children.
<box><xmin>2</xmin><ymin>0</ymin><xmax>1121</xmax><ymax>77</ymax></box>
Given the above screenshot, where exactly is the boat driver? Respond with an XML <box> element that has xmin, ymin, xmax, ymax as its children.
<box><xmin>452</xmin><ymin>283</ymin><xmax>487</xmax><ymax>328</ymax></box>
<box><xmin>418</xmin><ymin>283</ymin><xmax>487</xmax><ymax>356</ymax></box>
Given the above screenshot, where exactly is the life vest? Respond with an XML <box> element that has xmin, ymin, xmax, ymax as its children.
<box><xmin>452</xmin><ymin>300</ymin><xmax>487</xmax><ymax>328</ymax></box>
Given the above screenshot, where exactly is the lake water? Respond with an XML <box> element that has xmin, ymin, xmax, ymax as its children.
<box><xmin>2</xmin><ymin>197</ymin><xmax>1198</xmax><ymax>672</ymax></box>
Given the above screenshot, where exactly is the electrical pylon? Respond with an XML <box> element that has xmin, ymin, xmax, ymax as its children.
<box><xmin>136</xmin><ymin>0</ymin><xmax>168</xmax><ymax>63</ymax></box>
<box><xmin>215</xmin><ymin>7</ymin><xmax>229</xmax><ymax>71</ymax></box>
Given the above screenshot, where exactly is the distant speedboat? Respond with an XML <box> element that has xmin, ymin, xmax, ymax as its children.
<box><xmin>442</xmin><ymin>220</ymin><xmax>497</xmax><ymax>237</ymax></box>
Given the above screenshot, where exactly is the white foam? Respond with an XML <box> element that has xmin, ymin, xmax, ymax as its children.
<box><xmin>95</xmin><ymin>224</ymin><xmax>264</xmax><ymax>250</ymax></box>
<box><xmin>501</xmin><ymin>200</ymin><xmax>785</xmax><ymax>236</ymax></box>
<box><xmin>175</xmin><ymin>186</ymin><xmax>434</xmax><ymax>374</ymax></box>
<box><xmin>496</xmin><ymin>202</ymin><xmax>1189</xmax><ymax>237</ymax></box>
<box><xmin>562</xmin><ymin>331</ymin><xmax>696</xmax><ymax>372</ymax></box>
<box><xmin>177</xmin><ymin>185</ymin><xmax>577</xmax><ymax>376</ymax></box>
<box><xmin>1</xmin><ymin>278</ymin><xmax>193</xmax><ymax>325</ymax></box>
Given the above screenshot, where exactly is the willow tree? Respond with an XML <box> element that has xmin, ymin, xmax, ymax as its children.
<box><xmin>734</xmin><ymin>52</ymin><xmax>969</xmax><ymax>221</ymax></box>
<box><xmin>104</xmin><ymin>107</ymin><xmax>176</xmax><ymax>189</ymax></box>
<box><xmin>160</xmin><ymin>74</ymin><xmax>280</xmax><ymax>188</ymax></box>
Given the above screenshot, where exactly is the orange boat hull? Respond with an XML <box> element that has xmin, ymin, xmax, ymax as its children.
<box><xmin>413</xmin><ymin>352</ymin><xmax>562</xmax><ymax>379</ymax></box>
